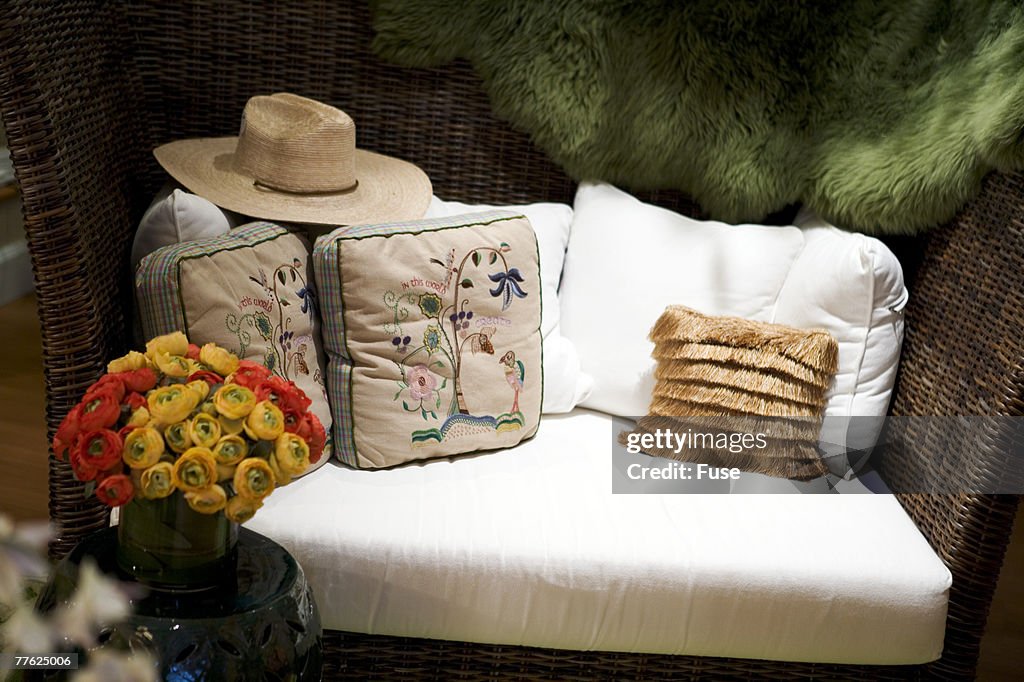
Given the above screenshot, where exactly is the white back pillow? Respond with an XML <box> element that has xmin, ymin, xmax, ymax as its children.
<box><xmin>560</xmin><ymin>182</ymin><xmax>907</xmax><ymax>476</ymax></box>
<box><xmin>131</xmin><ymin>183</ymin><xmax>244</xmax><ymax>269</ymax></box>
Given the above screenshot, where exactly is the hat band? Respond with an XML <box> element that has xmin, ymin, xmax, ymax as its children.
<box><xmin>252</xmin><ymin>178</ymin><xmax>359</xmax><ymax>196</ymax></box>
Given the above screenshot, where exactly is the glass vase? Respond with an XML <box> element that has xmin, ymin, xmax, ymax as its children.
<box><xmin>116</xmin><ymin>492</ymin><xmax>238</xmax><ymax>590</ymax></box>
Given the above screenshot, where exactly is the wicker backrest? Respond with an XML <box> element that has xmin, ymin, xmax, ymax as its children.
<box><xmin>1</xmin><ymin>1</ymin><xmax>1019</xmax><ymax>677</ymax></box>
<box><xmin>0</xmin><ymin>2</ymin><xmax>153</xmax><ymax>548</ymax></box>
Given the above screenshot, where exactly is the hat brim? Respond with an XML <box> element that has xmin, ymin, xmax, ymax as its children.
<box><xmin>153</xmin><ymin>137</ymin><xmax>432</xmax><ymax>226</ymax></box>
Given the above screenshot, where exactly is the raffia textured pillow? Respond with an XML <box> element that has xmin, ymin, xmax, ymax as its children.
<box><xmin>624</xmin><ymin>305</ymin><xmax>839</xmax><ymax>480</ymax></box>
<box><xmin>314</xmin><ymin>211</ymin><xmax>543</xmax><ymax>469</ymax></box>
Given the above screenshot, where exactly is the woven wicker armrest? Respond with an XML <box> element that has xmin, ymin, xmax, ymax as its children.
<box><xmin>879</xmin><ymin>170</ymin><xmax>1024</xmax><ymax>678</ymax></box>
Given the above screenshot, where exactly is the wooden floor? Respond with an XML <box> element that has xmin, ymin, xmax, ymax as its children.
<box><xmin>0</xmin><ymin>295</ymin><xmax>49</xmax><ymax>520</ymax></box>
<box><xmin>0</xmin><ymin>294</ymin><xmax>1019</xmax><ymax>678</ymax></box>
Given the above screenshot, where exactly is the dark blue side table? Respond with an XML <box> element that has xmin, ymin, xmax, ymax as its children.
<box><xmin>34</xmin><ymin>527</ymin><xmax>322</xmax><ymax>681</ymax></box>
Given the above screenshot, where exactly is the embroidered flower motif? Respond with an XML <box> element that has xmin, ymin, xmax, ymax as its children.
<box><xmin>392</xmin><ymin>335</ymin><xmax>411</xmax><ymax>353</ymax></box>
<box><xmin>488</xmin><ymin>269</ymin><xmax>527</xmax><ymax>310</ymax></box>
<box><xmin>297</xmin><ymin>286</ymin><xmax>317</xmax><ymax>318</ymax></box>
<box><xmin>423</xmin><ymin>325</ymin><xmax>442</xmax><ymax>352</ymax></box>
<box><xmin>419</xmin><ymin>293</ymin><xmax>442</xmax><ymax>318</ymax></box>
<box><xmin>407</xmin><ymin>364</ymin><xmax>437</xmax><ymax>401</ymax></box>
<box><xmin>279</xmin><ymin>330</ymin><xmax>294</xmax><ymax>352</ymax></box>
<box><xmin>254</xmin><ymin>312</ymin><xmax>273</xmax><ymax>340</ymax></box>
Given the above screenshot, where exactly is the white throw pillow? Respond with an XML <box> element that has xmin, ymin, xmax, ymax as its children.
<box><xmin>560</xmin><ymin>182</ymin><xmax>907</xmax><ymax>475</ymax></box>
<box><xmin>131</xmin><ymin>183</ymin><xmax>244</xmax><ymax>269</ymax></box>
<box><xmin>426</xmin><ymin>196</ymin><xmax>593</xmax><ymax>413</ymax></box>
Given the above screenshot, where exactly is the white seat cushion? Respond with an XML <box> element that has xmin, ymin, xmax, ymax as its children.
<box><xmin>248</xmin><ymin>410</ymin><xmax>950</xmax><ymax>665</ymax></box>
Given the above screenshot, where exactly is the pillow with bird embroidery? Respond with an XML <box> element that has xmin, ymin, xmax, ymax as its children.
<box><xmin>135</xmin><ymin>222</ymin><xmax>332</xmax><ymax>475</ymax></box>
<box><xmin>314</xmin><ymin>211</ymin><xmax>543</xmax><ymax>468</ymax></box>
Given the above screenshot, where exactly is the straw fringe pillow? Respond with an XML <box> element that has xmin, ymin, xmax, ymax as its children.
<box><xmin>622</xmin><ymin>305</ymin><xmax>839</xmax><ymax>480</ymax></box>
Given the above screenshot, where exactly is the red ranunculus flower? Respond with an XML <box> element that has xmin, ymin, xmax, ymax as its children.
<box><xmin>83</xmin><ymin>374</ymin><xmax>126</xmax><ymax>404</ymax></box>
<box><xmin>96</xmin><ymin>474</ymin><xmax>134</xmax><ymax>507</ymax></box>
<box><xmin>188</xmin><ymin>370</ymin><xmax>224</xmax><ymax>387</ymax></box>
<box><xmin>282</xmin><ymin>407</ymin><xmax>302</xmax><ymax>433</ymax></box>
<box><xmin>53</xmin><ymin>404</ymin><xmax>83</xmax><ymax>460</ymax></box>
<box><xmin>256</xmin><ymin>376</ymin><xmax>312</xmax><ymax>414</ymax></box>
<box><xmin>78</xmin><ymin>393</ymin><xmax>121</xmax><ymax>431</ymax></box>
<box><xmin>230</xmin><ymin>360</ymin><xmax>272</xmax><ymax>390</ymax></box>
<box><xmin>292</xmin><ymin>412</ymin><xmax>326</xmax><ymax>464</ymax></box>
<box><xmin>119</xmin><ymin>367</ymin><xmax>157</xmax><ymax>393</ymax></box>
<box><xmin>124</xmin><ymin>391</ymin><xmax>147</xmax><ymax>411</ymax></box>
<box><xmin>73</xmin><ymin>429</ymin><xmax>124</xmax><ymax>479</ymax></box>
<box><xmin>69</xmin><ymin>444</ymin><xmax>97</xmax><ymax>481</ymax></box>
<box><xmin>186</xmin><ymin>343</ymin><xmax>202</xmax><ymax>360</ymax></box>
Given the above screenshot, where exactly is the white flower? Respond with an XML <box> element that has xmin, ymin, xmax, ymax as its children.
<box><xmin>54</xmin><ymin>560</ymin><xmax>131</xmax><ymax>647</ymax></box>
<box><xmin>71</xmin><ymin>650</ymin><xmax>157</xmax><ymax>682</ymax></box>
<box><xmin>0</xmin><ymin>551</ymin><xmax>22</xmax><ymax>608</ymax></box>
<box><xmin>14</xmin><ymin>521</ymin><xmax>54</xmax><ymax>555</ymax></box>
<box><xmin>2</xmin><ymin>603</ymin><xmax>54</xmax><ymax>653</ymax></box>
<box><xmin>0</xmin><ymin>517</ymin><xmax>51</xmax><ymax>608</ymax></box>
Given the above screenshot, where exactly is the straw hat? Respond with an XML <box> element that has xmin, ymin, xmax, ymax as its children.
<box><xmin>153</xmin><ymin>93</ymin><xmax>432</xmax><ymax>225</ymax></box>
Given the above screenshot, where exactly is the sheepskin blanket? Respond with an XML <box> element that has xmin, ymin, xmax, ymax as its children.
<box><xmin>372</xmin><ymin>1</ymin><xmax>1024</xmax><ymax>234</ymax></box>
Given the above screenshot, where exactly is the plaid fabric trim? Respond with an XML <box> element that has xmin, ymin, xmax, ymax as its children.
<box><xmin>135</xmin><ymin>221</ymin><xmax>294</xmax><ymax>336</ymax></box>
<box><xmin>313</xmin><ymin>211</ymin><xmax>524</xmax><ymax>466</ymax></box>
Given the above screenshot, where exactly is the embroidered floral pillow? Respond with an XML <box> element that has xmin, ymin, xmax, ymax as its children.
<box><xmin>135</xmin><ymin>222</ymin><xmax>332</xmax><ymax>473</ymax></box>
<box><xmin>314</xmin><ymin>211</ymin><xmax>543</xmax><ymax>468</ymax></box>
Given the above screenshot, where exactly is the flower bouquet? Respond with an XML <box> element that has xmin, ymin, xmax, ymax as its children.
<box><xmin>52</xmin><ymin>332</ymin><xmax>325</xmax><ymax>587</ymax></box>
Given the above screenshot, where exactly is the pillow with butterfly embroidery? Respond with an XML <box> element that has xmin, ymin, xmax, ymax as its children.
<box><xmin>314</xmin><ymin>211</ymin><xmax>543</xmax><ymax>468</ymax></box>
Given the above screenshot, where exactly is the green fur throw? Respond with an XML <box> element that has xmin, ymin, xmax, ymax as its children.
<box><xmin>372</xmin><ymin>1</ymin><xmax>1024</xmax><ymax>234</ymax></box>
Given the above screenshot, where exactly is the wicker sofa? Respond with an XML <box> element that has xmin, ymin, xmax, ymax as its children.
<box><xmin>1</xmin><ymin>1</ymin><xmax>1021</xmax><ymax>679</ymax></box>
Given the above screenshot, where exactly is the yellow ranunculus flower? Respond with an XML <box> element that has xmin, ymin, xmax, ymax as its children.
<box><xmin>153</xmin><ymin>351</ymin><xmax>193</xmax><ymax>378</ymax></box>
<box><xmin>186</xmin><ymin>380</ymin><xmax>210</xmax><ymax>403</ymax></box>
<box><xmin>108</xmin><ymin>350</ymin><xmax>148</xmax><ymax>374</ymax></box>
<box><xmin>219</xmin><ymin>415</ymin><xmax>244</xmax><ymax>435</ymax></box>
<box><xmin>216</xmin><ymin>463</ymin><xmax>237</xmax><ymax>482</ymax></box>
<box><xmin>139</xmin><ymin>461</ymin><xmax>175</xmax><ymax>499</ymax></box>
<box><xmin>164</xmin><ymin>421</ymin><xmax>192</xmax><ymax>453</ymax></box>
<box><xmin>244</xmin><ymin>401</ymin><xmax>285</xmax><ymax>441</ymax></box>
<box><xmin>189</xmin><ymin>412</ymin><xmax>221</xmax><ymax>449</ymax></box>
<box><xmin>185</xmin><ymin>485</ymin><xmax>228</xmax><ymax>514</ymax></box>
<box><xmin>172</xmin><ymin>447</ymin><xmax>218</xmax><ymax>492</ymax></box>
<box><xmin>233</xmin><ymin>458</ymin><xmax>276</xmax><ymax>501</ymax></box>
<box><xmin>267</xmin><ymin>454</ymin><xmax>292</xmax><ymax>486</ymax></box>
<box><xmin>122</xmin><ymin>427</ymin><xmax>164</xmax><ymax>469</ymax></box>
<box><xmin>130</xmin><ymin>469</ymin><xmax>145</xmax><ymax>500</ymax></box>
<box><xmin>148</xmin><ymin>385</ymin><xmax>199</xmax><ymax>425</ymax></box>
<box><xmin>145</xmin><ymin>331</ymin><xmax>189</xmax><ymax>360</ymax></box>
<box><xmin>274</xmin><ymin>433</ymin><xmax>310</xmax><ymax>477</ymax></box>
<box><xmin>212</xmin><ymin>435</ymin><xmax>248</xmax><ymax>465</ymax></box>
<box><xmin>213</xmin><ymin>385</ymin><xmax>257</xmax><ymax>420</ymax></box>
<box><xmin>127</xmin><ymin>406</ymin><xmax>150</xmax><ymax>428</ymax></box>
<box><xmin>225</xmin><ymin>495</ymin><xmax>263</xmax><ymax>524</ymax></box>
<box><xmin>199</xmin><ymin>343</ymin><xmax>239</xmax><ymax>377</ymax></box>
